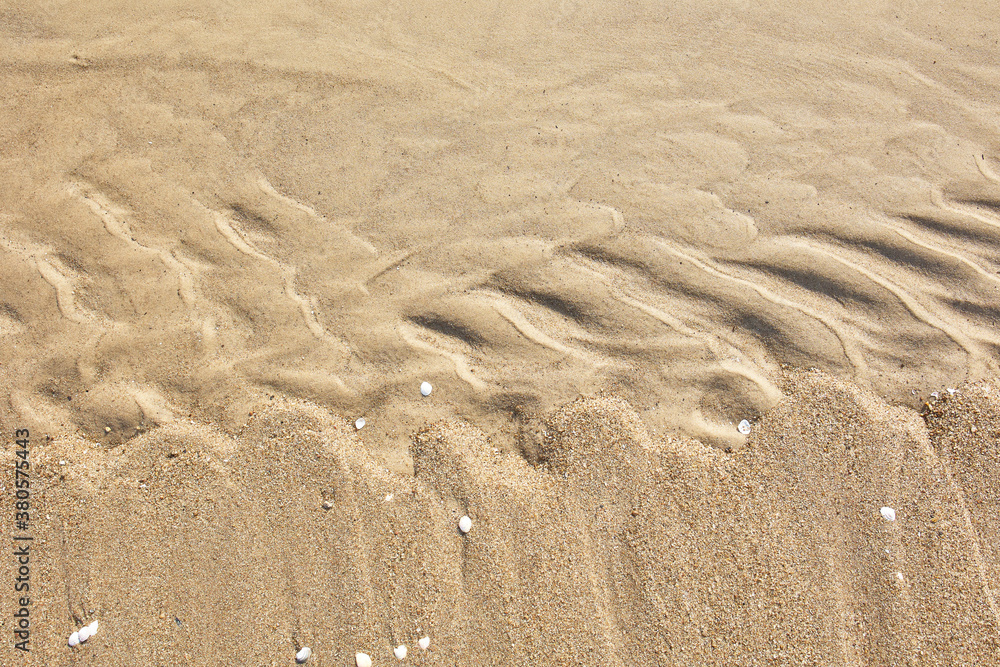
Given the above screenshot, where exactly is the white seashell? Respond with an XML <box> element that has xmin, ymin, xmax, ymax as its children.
<box><xmin>880</xmin><ymin>506</ymin><xmax>896</xmax><ymax>522</ymax></box>
<box><xmin>86</xmin><ymin>620</ymin><xmax>99</xmax><ymax>636</ymax></box>
<box><xmin>356</xmin><ymin>652</ymin><xmax>373</xmax><ymax>667</ymax></box>
<box><xmin>737</xmin><ymin>419</ymin><xmax>751</xmax><ymax>435</ymax></box>
<box><xmin>458</xmin><ymin>515</ymin><xmax>472</xmax><ymax>534</ymax></box>
<box><xmin>355</xmin><ymin>418</ymin><xmax>366</xmax><ymax>430</ymax></box>
<box><xmin>68</xmin><ymin>631</ymin><xmax>81</xmax><ymax>647</ymax></box>
<box><xmin>79</xmin><ymin>625</ymin><xmax>92</xmax><ymax>642</ymax></box>
<box><xmin>296</xmin><ymin>646</ymin><xmax>312</xmax><ymax>663</ymax></box>
<box><xmin>418</xmin><ymin>636</ymin><xmax>430</xmax><ymax>650</ymax></box>
<box><xmin>420</xmin><ymin>381</ymin><xmax>432</xmax><ymax>396</ymax></box>
<box><xmin>394</xmin><ymin>644</ymin><xmax>407</xmax><ymax>660</ymax></box>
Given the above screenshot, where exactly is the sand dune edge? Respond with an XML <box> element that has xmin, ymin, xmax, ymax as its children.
<box><xmin>1</xmin><ymin>368</ymin><xmax>997</xmax><ymax>665</ymax></box>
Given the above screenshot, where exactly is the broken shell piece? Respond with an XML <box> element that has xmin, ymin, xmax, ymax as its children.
<box><xmin>394</xmin><ymin>644</ymin><xmax>407</xmax><ymax>660</ymax></box>
<box><xmin>418</xmin><ymin>636</ymin><xmax>430</xmax><ymax>650</ymax></box>
<box><xmin>68</xmin><ymin>631</ymin><xmax>81</xmax><ymax>647</ymax></box>
<box><xmin>356</xmin><ymin>652</ymin><xmax>373</xmax><ymax>667</ymax></box>
<box><xmin>737</xmin><ymin>419</ymin><xmax>751</xmax><ymax>435</ymax></box>
<box><xmin>86</xmin><ymin>620</ymin><xmax>99</xmax><ymax>637</ymax></box>
<box><xmin>355</xmin><ymin>418</ymin><xmax>366</xmax><ymax>430</ymax></box>
<box><xmin>420</xmin><ymin>381</ymin><xmax>432</xmax><ymax>396</ymax></box>
<box><xmin>458</xmin><ymin>515</ymin><xmax>472</xmax><ymax>534</ymax></box>
<box><xmin>296</xmin><ymin>646</ymin><xmax>312</xmax><ymax>663</ymax></box>
<box><xmin>880</xmin><ymin>507</ymin><xmax>896</xmax><ymax>522</ymax></box>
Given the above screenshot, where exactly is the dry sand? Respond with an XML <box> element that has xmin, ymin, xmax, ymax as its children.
<box><xmin>1</xmin><ymin>0</ymin><xmax>999</xmax><ymax>664</ymax></box>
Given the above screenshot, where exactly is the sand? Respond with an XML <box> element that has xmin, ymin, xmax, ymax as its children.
<box><xmin>1</xmin><ymin>0</ymin><xmax>999</xmax><ymax>664</ymax></box>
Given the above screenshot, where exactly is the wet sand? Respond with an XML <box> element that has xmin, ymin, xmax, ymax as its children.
<box><xmin>1</xmin><ymin>1</ymin><xmax>999</xmax><ymax>664</ymax></box>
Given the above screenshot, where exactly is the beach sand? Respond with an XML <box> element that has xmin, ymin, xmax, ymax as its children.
<box><xmin>1</xmin><ymin>0</ymin><xmax>999</xmax><ymax>664</ymax></box>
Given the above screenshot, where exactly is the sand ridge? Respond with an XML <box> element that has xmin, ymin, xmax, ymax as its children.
<box><xmin>1</xmin><ymin>370</ymin><xmax>998</xmax><ymax>664</ymax></box>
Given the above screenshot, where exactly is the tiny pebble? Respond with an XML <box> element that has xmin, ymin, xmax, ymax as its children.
<box><xmin>418</xmin><ymin>636</ymin><xmax>430</xmax><ymax>650</ymax></box>
<box><xmin>296</xmin><ymin>646</ymin><xmax>312</xmax><ymax>663</ymax></box>
<box><xmin>394</xmin><ymin>644</ymin><xmax>407</xmax><ymax>660</ymax></box>
<box><xmin>737</xmin><ymin>419</ymin><xmax>751</xmax><ymax>435</ymax></box>
<box><xmin>68</xmin><ymin>631</ymin><xmax>81</xmax><ymax>647</ymax></box>
<box><xmin>880</xmin><ymin>506</ymin><xmax>896</xmax><ymax>522</ymax></box>
<box><xmin>420</xmin><ymin>381</ymin><xmax>432</xmax><ymax>396</ymax></box>
<box><xmin>355</xmin><ymin>418</ymin><xmax>365</xmax><ymax>430</ymax></box>
<box><xmin>458</xmin><ymin>515</ymin><xmax>472</xmax><ymax>534</ymax></box>
<box><xmin>356</xmin><ymin>652</ymin><xmax>373</xmax><ymax>667</ymax></box>
<box><xmin>322</xmin><ymin>500</ymin><xmax>333</xmax><ymax>510</ymax></box>
<box><xmin>104</xmin><ymin>426</ymin><xmax>111</xmax><ymax>433</ymax></box>
<box><xmin>79</xmin><ymin>625</ymin><xmax>92</xmax><ymax>642</ymax></box>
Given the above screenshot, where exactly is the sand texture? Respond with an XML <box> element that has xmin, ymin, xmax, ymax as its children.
<box><xmin>1</xmin><ymin>0</ymin><xmax>999</xmax><ymax>664</ymax></box>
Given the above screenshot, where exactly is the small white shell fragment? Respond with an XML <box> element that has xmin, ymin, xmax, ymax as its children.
<box><xmin>394</xmin><ymin>644</ymin><xmax>408</xmax><ymax>660</ymax></box>
<box><xmin>418</xmin><ymin>636</ymin><xmax>430</xmax><ymax>650</ymax></box>
<box><xmin>296</xmin><ymin>646</ymin><xmax>312</xmax><ymax>663</ymax></box>
<box><xmin>458</xmin><ymin>515</ymin><xmax>472</xmax><ymax>534</ymax></box>
<box><xmin>737</xmin><ymin>419</ymin><xmax>751</xmax><ymax>435</ymax></box>
<box><xmin>896</xmin><ymin>571</ymin><xmax>905</xmax><ymax>582</ymax></box>
<box><xmin>356</xmin><ymin>652</ymin><xmax>373</xmax><ymax>667</ymax></box>
<box><xmin>86</xmin><ymin>620</ymin><xmax>99</xmax><ymax>636</ymax></box>
<box><xmin>420</xmin><ymin>381</ymin><xmax>432</xmax><ymax>396</ymax></box>
<box><xmin>880</xmin><ymin>506</ymin><xmax>896</xmax><ymax>522</ymax></box>
<box><xmin>355</xmin><ymin>417</ymin><xmax>366</xmax><ymax>430</ymax></box>
<box><xmin>68</xmin><ymin>631</ymin><xmax>81</xmax><ymax>647</ymax></box>
<box><xmin>79</xmin><ymin>625</ymin><xmax>92</xmax><ymax>642</ymax></box>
